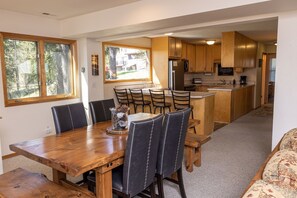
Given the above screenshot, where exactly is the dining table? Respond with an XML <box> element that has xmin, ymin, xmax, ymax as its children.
<box><xmin>9</xmin><ymin>113</ymin><xmax>201</xmax><ymax>198</ymax></box>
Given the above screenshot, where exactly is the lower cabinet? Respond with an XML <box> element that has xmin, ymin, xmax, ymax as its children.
<box><xmin>209</xmin><ymin>85</ymin><xmax>254</xmax><ymax>123</ymax></box>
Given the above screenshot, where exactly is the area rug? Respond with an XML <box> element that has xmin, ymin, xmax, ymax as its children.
<box><xmin>252</xmin><ymin>104</ymin><xmax>274</xmax><ymax>117</ymax></box>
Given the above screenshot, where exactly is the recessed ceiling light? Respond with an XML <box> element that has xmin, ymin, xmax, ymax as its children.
<box><xmin>164</xmin><ymin>33</ymin><xmax>173</xmax><ymax>36</ymax></box>
<box><xmin>274</xmin><ymin>42</ymin><xmax>277</xmax><ymax>46</ymax></box>
<box><xmin>206</xmin><ymin>40</ymin><xmax>215</xmax><ymax>45</ymax></box>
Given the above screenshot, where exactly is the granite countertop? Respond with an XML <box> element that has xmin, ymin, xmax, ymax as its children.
<box><xmin>141</xmin><ymin>88</ymin><xmax>215</xmax><ymax>99</ymax></box>
<box><xmin>207</xmin><ymin>84</ymin><xmax>255</xmax><ymax>91</ymax></box>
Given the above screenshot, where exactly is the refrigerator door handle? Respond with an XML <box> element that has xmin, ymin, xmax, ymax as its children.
<box><xmin>172</xmin><ymin>70</ymin><xmax>176</xmax><ymax>90</ymax></box>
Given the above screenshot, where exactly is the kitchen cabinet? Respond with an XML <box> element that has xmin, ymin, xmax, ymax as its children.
<box><xmin>168</xmin><ymin>37</ymin><xmax>182</xmax><ymax>58</ymax></box>
<box><xmin>195</xmin><ymin>45</ymin><xmax>206</xmax><ymax>72</ymax></box>
<box><xmin>221</xmin><ymin>31</ymin><xmax>257</xmax><ymax>68</ymax></box>
<box><xmin>208</xmin><ymin>85</ymin><xmax>254</xmax><ymax>123</ymax></box>
<box><xmin>196</xmin><ymin>44</ymin><xmax>221</xmax><ymax>73</ymax></box>
<box><xmin>205</xmin><ymin>44</ymin><xmax>221</xmax><ymax>72</ymax></box>
<box><xmin>187</xmin><ymin>44</ymin><xmax>196</xmax><ymax>72</ymax></box>
<box><xmin>182</xmin><ymin>42</ymin><xmax>196</xmax><ymax>72</ymax></box>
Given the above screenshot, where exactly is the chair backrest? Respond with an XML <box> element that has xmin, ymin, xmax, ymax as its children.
<box><xmin>157</xmin><ymin>108</ymin><xmax>191</xmax><ymax>178</ymax></box>
<box><xmin>51</xmin><ymin>102</ymin><xmax>87</xmax><ymax>134</ymax></box>
<box><xmin>122</xmin><ymin>114</ymin><xmax>163</xmax><ymax>197</ymax></box>
<box><xmin>89</xmin><ymin>99</ymin><xmax>115</xmax><ymax>124</ymax></box>
<box><xmin>114</xmin><ymin>88</ymin><xmax>130</xmax><ymax>105</ymax></box>
<box><xmin>149</xmin><ymin>89</ymin><xmax>166</xmax><ymax>106</ymax></box>
<box><xmin>171</xmin><ymin>90</ymin><xmax>191</xmax><ymax>109</ymax></box>
<box><xmin>129</xmin><ymin>88</ymin><xmax>145</xmax><ymax>104</ymax></box>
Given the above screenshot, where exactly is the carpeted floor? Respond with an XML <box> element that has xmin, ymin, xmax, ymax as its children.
<box><xmin>3</xmin><ymin>107</ymin><xmax>273</xmax><ymax>198</ymax></box>
<box><xmin>163</xmin><ymin>108</ymin><xmax>273</xmax><ymax>198</ymax></box>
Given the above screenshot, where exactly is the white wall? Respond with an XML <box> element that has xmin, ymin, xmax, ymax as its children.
<box><xmin>77</xmin><ymin>38</ymin><xmax>104</xmax><ymax>122</ymax></box>
<box><xmin>0</xmin><ymin>11</ymin><xmax>81</xmax><ymax>156</ymax></box>
<box><xmin>272</xmin><ymin>10</ymin><xmax>297</xmax><ymax>148</ymax></box>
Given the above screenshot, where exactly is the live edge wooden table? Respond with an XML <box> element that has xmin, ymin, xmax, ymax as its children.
<box><xmin>9</xmin><ymin>113</ymin><xmax>201</xmax><ymax>198</ymax></box>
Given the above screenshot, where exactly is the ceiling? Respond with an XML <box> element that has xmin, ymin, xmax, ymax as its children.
<box><xmin>0</xmin><ymin>0</ymin><xmax>139</xmax><ymax>19</ymax></box>
<box><xmin>168</xmin><ymin>18</ymin><xmax>278</xmax><ymax>45</ymax></box>
<box><xmin>0</xmin><ymin>0</ymin><xmax>278</xmax><ymax>44</ymax></box>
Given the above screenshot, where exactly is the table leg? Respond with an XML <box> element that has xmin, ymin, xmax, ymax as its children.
<box><xmin>52</xmin><ymin>169</ymin><xmax>66</xmax><ymax>184</ymax></box>
<box><xmin>96</xmin><ymin>169</ymin><xmax>112</xmax><ymax>198</ymax></box>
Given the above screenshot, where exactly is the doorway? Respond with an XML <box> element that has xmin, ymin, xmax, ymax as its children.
<box><xmin>261</xmin><ymin>53</ymin><xmax>276</xmax><ymax>105</ymax></box>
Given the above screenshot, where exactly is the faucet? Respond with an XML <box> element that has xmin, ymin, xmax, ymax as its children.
<box><xmin>219</xmin><ymin>79</ymin><xmax>226</xmax><ymax>85</ymax></box>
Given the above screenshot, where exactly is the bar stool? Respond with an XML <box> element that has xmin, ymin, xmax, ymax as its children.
<box><xmin>129</xmin><ymin>88</ymin><xmax>152</xmax><ymax>113</ymax></box>
<box><xmin>171</xmin><ymin>90</ymin><xmax>197</xmax><ymax>133</ymax></box>
<box><xmin>114</xmin><ymin>88</ymin><xmax>134</xmax><ymax>112</ymax></box>
<box><xmin>149</xmin><ymin>89</ymin><xmax>171</xmax><ymax>114</ymax></box>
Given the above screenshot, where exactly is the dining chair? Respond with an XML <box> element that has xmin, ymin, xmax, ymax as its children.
<box><xmin>129</xmin><ymin>88</ymin><xmax>151</xmax><ymax>113</ymax></box>
<box><xmin>87</xmin><ymin>114</ymin><xmax>164</xmax><ymax>197</ymax></box>
<box><xmin>51</xmin><ymin>102</ymin><xmax>88</xmax><ymax>134</ymax></box>
<box><xmin>114</xmin><ymin>88</ymin><xmax>134</xmax><ymax>112</ymax></box>
<box><xmin>171</xmin><ymin>90</ymin><xmax>196</xmax><ymax>133</ymax></box>
<box><xmin>149</xmin><ymin>89</ymin><xmax>171</xmax><ymax>114</ymax></box>
<box><xmin>51</xmin><ymin>102</ymin><xmax>90</xmax><ymax>184</ymax></box>
<box><xmin>89</xmin><ymin>99</ymin><xmax>115</xmax><ymax>124</ymax></box>
<box><xmin>156</xmin><ymin>108</ymin><xmax>191</xmax><ymax>198</ymax></box>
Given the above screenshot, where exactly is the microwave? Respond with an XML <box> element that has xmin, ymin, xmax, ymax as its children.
<box><xmin>217</xmin><ymin>64</ymin><xmax>234</xmax><ymax>76</ymax></box>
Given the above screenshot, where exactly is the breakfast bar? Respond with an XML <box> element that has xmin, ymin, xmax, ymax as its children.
<box><xmin>142</xmin><ymin>89</ymin><xmax>215</xmax><ymax>137</ymax></box>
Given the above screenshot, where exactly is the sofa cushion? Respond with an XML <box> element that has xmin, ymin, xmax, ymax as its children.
<box><xmin>242</xmin><ymin>180</ymin><xmax>297</xmax><ymax>198</ymax></box>
<box><xmin>263</xmin><ymin>149</ymin><xmax>297</xmax><ymax>190</ymax></box>
<box><xmin>280</xmin><ymin>128</ymin><xmax>297</xmax><ymax>151</ymax></box>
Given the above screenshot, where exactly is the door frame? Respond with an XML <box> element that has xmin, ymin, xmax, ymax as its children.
<box><xmin>261</xmin><ymin>53</ymin><xmax>276</xmax><ymax>105</ymax></box>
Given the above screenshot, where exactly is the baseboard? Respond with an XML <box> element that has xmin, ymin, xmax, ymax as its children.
<box><xmin>2</xmin><ymin>153</ymin><xmax>18</xmax><ymax>160</ymax></box>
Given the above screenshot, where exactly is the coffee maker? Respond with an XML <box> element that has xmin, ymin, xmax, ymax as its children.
<box><xmin>240</xmin><ymin>76</ymin><xmax>247</xmax><ymax>85</ymax></box>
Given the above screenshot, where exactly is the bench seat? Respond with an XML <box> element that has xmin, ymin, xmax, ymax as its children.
<box><xmin>0</xmin><ymin>168</ymin><xmax>93</xmax><ymax>198</ymax></box>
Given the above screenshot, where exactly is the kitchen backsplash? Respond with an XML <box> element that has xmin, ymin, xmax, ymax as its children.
<box><xmin>184</xmin><ymin>66</ymin><xmax>256</xmax><ymax>85</ymax></box>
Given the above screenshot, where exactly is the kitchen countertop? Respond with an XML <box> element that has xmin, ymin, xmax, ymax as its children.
<box><xmin>207</xmin><ymin>84</ymin><xmax>255</xmax><ymax>91</ymax></box>
<box><xmin>141</xmin><ymin>88</ymin><xmax>215</xmax><ymax>99</ymax></box>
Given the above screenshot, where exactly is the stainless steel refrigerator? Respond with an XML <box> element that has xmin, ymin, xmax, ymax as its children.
<box><xmin>168</xmin><ymin>60</ymin><xmax>185</xmax><ymax>90</ymax></box>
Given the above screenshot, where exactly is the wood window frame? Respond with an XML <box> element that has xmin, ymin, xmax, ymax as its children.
<box><xmin>103</xmin><ymin>42</ymin><xmax>152</xmax><ymax>83</ymax></box>
<box><xmin>0</xmin><ymin>32</ymin><xmax>79</xmax><ymax>107</ymax></box>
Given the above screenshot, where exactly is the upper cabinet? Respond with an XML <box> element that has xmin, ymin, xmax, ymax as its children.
<box><xmin>185</xmin><ymin>43</ymin><xmax>196</xmax><ymax>72</ymax></box>
<box><xmin>196</xmin><ymin>44</ymin><xmax>221</xmax><ymax>73</ymax></box>
<box><xmin>168</xmin><ymin>37</ymin><xmax>182</xmax><ymax>58</ymax></box>
<box><xmin>221</xmin><ymin>31</ymin><xmax>257</xmax><ymax>68</ymax></box>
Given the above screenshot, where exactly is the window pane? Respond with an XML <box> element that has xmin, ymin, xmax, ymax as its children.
<box><xmin>3</xmin><ymin>39</ymin><xmax>40</xmax><ymax>99</ymax></box>
<box><xmin>104</xmin><ymin>45</ymin><xmax>151</xmax><ymax>81</ymax></box>
<box><xmin>45</xmin><ymin>43</ymin><xmax>72</xmax><ymax>96</ymax></box>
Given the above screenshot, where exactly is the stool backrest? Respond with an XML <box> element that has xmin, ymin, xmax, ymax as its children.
<box><xmin>171</xmin><ymin>90</ymin><xmax>191</xmax><ymax>109</ymax></box>
<box><xmin>149</xmin><ymin>89</ymin><xmax>166</xmax><ymax>106</ymax></box>
<box><xmin>129</xmin><ymin>88</ymin><xmax>145</xmax><ymax>104</ymax></box>
<box><xmin>114</xmin><ymin>88</ymin><xmax>130</xmax><ymax>105</ymax></box>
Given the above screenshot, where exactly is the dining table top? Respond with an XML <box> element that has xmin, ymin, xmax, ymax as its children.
<box><xmin>9</xmin><ymin>113</ymin><xmax>158</xmax><ymax>177</ymax></box>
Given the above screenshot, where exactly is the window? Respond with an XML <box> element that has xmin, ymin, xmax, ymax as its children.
<box><xmin>269</xmin><ymin>58</ymin><xmax>276</xmax><ymax>82</ymax></box>
<box><xmin>1</xmin><ymin>33</ymin><xmax>78</xmax><ymax>106</ymax></box>
<box><xmin>103</xmin><ymin>43</ymin><xmax>151</xmax><ymax>82</ymax></box>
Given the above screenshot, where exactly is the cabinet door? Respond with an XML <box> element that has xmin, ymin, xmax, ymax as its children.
<box><xmin>213</xmin><ymin>44</ymin><xmax>221</xmax><ymax>61</ymax></box>
<box><xmin>181</xmin><ymin>42</ymin><xmax>187</xmax><ymax>60</ymax></box>
<box><xmin>187</xmin><ymin>44</ymin><xmax>196</xmax><ymax>72</ymax></box>
<box><xmin>205</xmin><ymin>45</ymin><xmax>215</xmax><ymax>72</ymax></box>
<box><xmin>195</xmin><ymin>45</ymin><xmax>206</xmax><ymax>72</ymax></box>
<box><xmin>175</xmin><ymin>39</ymin><xmax>182</xmax><ymax>58</ymax></box>
<box><xmin>168</xmin><ymin>37</ymin><xmax>176</xmax><ymax>57</ymax></box>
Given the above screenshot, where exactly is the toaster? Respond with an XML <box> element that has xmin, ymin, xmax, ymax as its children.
<box><xmin>192</xmin><ymin>78</ymin><xmax>202</xmax><ymax>84</ymax></box>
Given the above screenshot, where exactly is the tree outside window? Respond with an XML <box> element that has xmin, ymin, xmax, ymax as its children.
<box><xmin>1</xmin><ymin>33</ymin><xmax>77</xmax><ymax>106</ymax></box>
<box><xmin>104</xmin><ymin>43</ymin><xmax>151</xmax><ymax>82</ymax></box>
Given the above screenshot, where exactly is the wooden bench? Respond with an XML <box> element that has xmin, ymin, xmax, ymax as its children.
<box><xmin>183</xmin><ymin>119</ymin><xmax>211</xmax><ymax>172</ymax></box>
<box><xmin>0</xmin><ymin>168</ymin><xmax>94</xmax><ymax>198</ymax></box>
